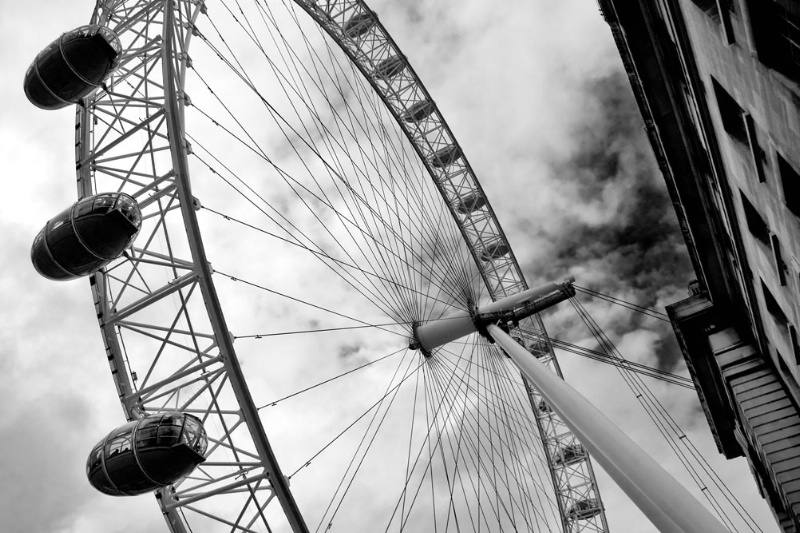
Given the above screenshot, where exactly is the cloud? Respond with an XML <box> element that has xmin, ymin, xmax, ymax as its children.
<box><xmin>337</xmin><ymin>343</ymin><xmax>361</xmax><ymax>359</ymax></box>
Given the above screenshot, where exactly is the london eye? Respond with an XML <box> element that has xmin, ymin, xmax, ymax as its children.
<box><xmin>20</xmin><ymin>1</ymin><xmax>765</xmax><ymax>532</ymax></box>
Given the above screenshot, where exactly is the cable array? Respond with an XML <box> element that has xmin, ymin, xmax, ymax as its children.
<box><xmin>569</xmin><ymin>296</ymin><xmax>762</xmax><ymax>533</ymax></box>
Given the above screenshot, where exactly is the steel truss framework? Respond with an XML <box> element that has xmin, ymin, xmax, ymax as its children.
<box><xmin>74</xmin><ymin>0</ymin><xmax>608</xmax><ymax>532</ymax></box>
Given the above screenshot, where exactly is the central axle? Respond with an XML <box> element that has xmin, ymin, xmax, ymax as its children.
<box><xmin>410</xmin><ymin>277</ymin><xmax>576</xmax><ymax>355</ymax></box>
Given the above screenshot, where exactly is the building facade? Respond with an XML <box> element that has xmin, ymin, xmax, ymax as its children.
<box><xmin>596</xmin><ymin>0</ymin><xmax>800</xmax><ymax>530</ymax></box>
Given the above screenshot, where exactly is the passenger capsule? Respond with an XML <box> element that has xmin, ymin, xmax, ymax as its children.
<box><xmin>400</xmin><ymin>100</ymin><xmax>435</xmax><ymax>123</ymax></box>
<box><xmin>478</xmin><ymin>240</ymin><xmax>510</xmax><ymax>262</ymax></box>
<box><xmin>566</xmin><ymin>498</ymin><xmax>601</xmax><ymax>520</ymax></box>
<box><xmin>31</xmin><ymin>192</ymin><xmax>142</xmax><ymax>281</ymax></box>
<box><xmin>429</xmin><ymin>144</ymin><xmax>462</xmax><ymax>168</ymax></box>
<box><xmin>24</xmin><ymin>25</ymin><xmax>121</xmax><ymax>110</ymax></box>
<box><xmin>343</xmin><ymin>12</ymin><xmax>375</xmax><ymax>39</ymax></box>
<box><xmin>87</xmin><ymin>413</ymin><xmax>208</xmax><ymax>496</ymax></box>
<box><xmin>372</xmin><ymin>55</ymin><xmax>406</xmax><ymax>80</ymax></box>
<box><xmin>553</xmin><ymin>443</ymin><xmax>586</xmax><ymax>466</ymax></box>
<box><xmin>453</xmin><ymin>192</ymin><xmax>486</xmax><ymax>215</ymax></box>
<box><xmin>538</xmin><ymin>398</ymin><xmax>552</xmax><ymax>414</ymax></box>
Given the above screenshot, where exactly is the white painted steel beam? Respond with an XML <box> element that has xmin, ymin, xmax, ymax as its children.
<box><xmin>415</xmin><ymin>278</ymin><xmax>575</xmax><ymax>353</ymax></box>
<box><xmin>488</xmin><ymin>324</ymin><xmax>730</xmax><ymax>533</ymax></box>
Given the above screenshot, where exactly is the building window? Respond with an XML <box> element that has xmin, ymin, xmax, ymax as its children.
<box><xmin>790</xmin><ymin>325</ymin><xmax>800</xmax><ymax>365</ymax></box>
<box><xmin>740</xmin><ymin>192</ymin><xmax>771</xmax><ymax>245</ymax></box>
<box><xmin>743</xmin><ymin>114</ymin><xmax>766</xmax><ymax>183</ymax></box>
<box><xmin>690</xmin><ymin>1</ymin><xmax>735</xmax><ymax>43</ymax></box>
<box><xmin>712</xmin><ymin>78</ymin><xmax>748</xmax><ymax>143</ymax></box>
<box><xmin>748</xmin><ymin>1</ymin><xmax>800</xmax><ymax>82</ymax></box>
<box><xmin>778</xmin><ymin>152</ymin><xmax>800</xmax><ymax>217</ymax></box>
<box><xmin>762</xmin><ymin>280</ymin><xmax>789</xmax><ymax>327</ymax></box>
<box><xmin>771</xmin><ymin>234</ymin><xmax>788</xmax><ymax>286</ymax></box>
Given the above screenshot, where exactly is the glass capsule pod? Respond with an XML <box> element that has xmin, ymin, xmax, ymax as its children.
<box><xmin>553</xmin><ymin>443</ymin><xmax>586</xmax><ymax>466</ymax></box>
<box><xmin>453</xmin><ymin>192</ymin><xmax>487</xmax><ymax>215</ymax></box>
<box><xmin>566</xmin><ymin>498</ymin><xmax>601</xmax><ymax>520</ymax></box>
<box><xmin>343</xmin><ymin>12</ymin><xmax>375</xmax><ymax>39</ymax></box>
<box><xmin>31</xmin><ymin>192</ymin><xmax>142</xmax><ymax>281</ymax></box>
<box><xmin>24</xmin><ymin>25</ymin><xmax>121</xmax><ymax>110</ymax></box>
<box><xmin>87</xmin><ymin>413</ymin><xmax>208</xmax><ymax>496</ymax></box>
<box><xmin>478</xmin><ymin>240</ymin><xmax>510</xmax><ymax>262</ymax></box>
<box><xmin>537</xmin><ymin>398</ymin><xmax>552</xmax><ymax>414</ymax></box>
<box><xmin>429</xmin><ymin>144</ymin><xmax>463</xmax><ymax>168</ymax></box>
<box><xmin>372</xmin><ymin>55</ymin><xmax>406</xmax><ymax>81</ymax></box>
<box><xmin>400</xmin><ymin>100</ymin><xmax>435</xmax><ymax>123</ymax></box>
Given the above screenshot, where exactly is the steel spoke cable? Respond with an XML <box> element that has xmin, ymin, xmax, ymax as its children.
<box><xmin>579</xmin><ymin>315</ymin><xmax>753</xmax><ymax>533</ymax></box>
<box><xmin>288</xmin><ymin>353</ymin><xmax>426</xmax><ymax>479</ymax></box>
<box><xmin>574</xmin><ymin>284</ymin><xmax>669</xmax><ymax>321</ymax></box>
<box><xmin>424</xmin><ymin>354</ymin><xmax>533</xmax><ymax>530</ymax></box>
<box><xmin>435</xmin><ymin>346</ymin><xmax>550</xmax><ymax>462</ymax></box>
<box><xmin>215</xmin><ymin>269</ymin><xmax>409</xmax><ymax>338</ymax></box>
<box><xmin>574</xmin><ymin>298</ymin><xmax>743</xmax><ymax>532</ymax></box>
<box><xmin>187</xmin><ymin>129</ymin><xmax>418</xmax><ymax>326</ymax></box>
<box><xmin>570</xmin><ymin>296</ymin><xmax>760</xmax><ymax>532</ymax></box>
<box><xmin>290</xmin><ymin>51</ymin><xmax>424</xmax><ymax>322</ymax></box>
<box><xmin>316</xmin><ymin>349</ymin><xmax>422</xmax><ymax>533</ymax></box>
<box><xmin>572</xmin><ymin>296</ymin><xmax>752</xmax><ymax>531</ymax></box>
<box><xmin>425</xmin><ymin>357</ymin><xmax>467</xmax><ymax>533</ymax></box>
<box><xmin>200</xmin><ymin>204</ymin><xmax>465</xmax><ymax>314</ymax></box>
<box><xmin>400</xmin><ymin>358</ymin><xmax>424</xmax><ymax>529</ymax></box>
<box><xmin>191</xmin><ymin>27</ymin><xmax>468</xmax><ymax>309</ymax></box>
<box><xmin>387</xmin><ymin>348</ymin><xmax>488</xmax><ymax>531</ymax></box>
<box><xmin>439</xmin><ymin>343</ymin><xmax>565</xmax><ymax>524</ymax></box>
<box><xmin>208</xmin><ymin>3</ymin><xmax>482</xmax><ymax>316</ymax></box>
<box><xmin>473</xmin><ymin>343</ymin><xmax>524</xmax><ymax>531</ymax></box>
<box><xmin>189</xmin><ymin>83</ymin><xmax>476</xmax><ymax>326</ymax></box>
<box><xmin>435</xmin><ymin>344</ymin><xmax>559</xmax><ymax>519</ymax></box>
<box><xmin>197</xmin><ymin>143</ymin><xmax>473</xmax><ymax>329</ymax></box>
<box><xmin>420</xmin><ymin>367</ymin><xmax>440</xmax><ymax>533</ymax></box>
<box><xmin>432</xmin><ymin>339</ymin><xmax>486</xmax><ymax>533</ymax></box>
<box><xmin>478</xmin><ymin>342</ymin><xmax>531</xmax><ymax>530</ymax></box>
<box><xmin>256</xmin><ymin>346</ymin><xmax>406</xmax><ymax>409</ymax></box>
<box><xmin>189</xmin><ymin>146</ymin><xmax>405</xmax><ymax>320</ymax></box>
<box><xmin>409</xmin><ymin>356</ymin><xmax>500</xmax><ymax>532</ymax></box>
<box><xmin>186</xmin><ymin>40</ymin><xmax>420</xmax><ymax>308</ymax></box>
<box><xmin>546</xmin><ymin>336</ymin><xmax>694</xmax><ymax>388</ymax></box>
<box><xmin>172</xmin><ymin>3</ymin><xmax>557</xmax><ymax>530</ymax></box>
<box><xmin>383</xmin><ymin>349</ymin><xmax>503</xmax><ymax>532</ymax></box>
<box><xmin>187</xmin><ymin>96</ymin><xmax>469</xmax><ymax>322</ymax></box>
<box><xmin>426</xmin><ymin>350</ymin><xmax>551</xmax><ymax>526</ymax></box>
<box><xmin>198</xmin><ymin>151</ymin><xmax>473</xmax><ymax>336</ymax></box>
<box><xmin>237</xmin><ymin>323</ymin><xmax>407</xmax><ymax>340</ymax></box>
<box><xmin>480</xmin><ymin>341</ymin><xmax>555</xmax><ymax>528</ymax></box>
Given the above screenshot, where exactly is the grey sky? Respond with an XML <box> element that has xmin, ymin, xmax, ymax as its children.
<box><xmin>0</xmin><ymin>0</ymin><xmax>780</xmax><ymax>532</ymax></box>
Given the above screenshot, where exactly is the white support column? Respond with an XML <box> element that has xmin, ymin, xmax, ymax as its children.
<box><xmin>488</xmin><ymin>324</ymin><xmax>730</xmax><ymax>533</ymax></box>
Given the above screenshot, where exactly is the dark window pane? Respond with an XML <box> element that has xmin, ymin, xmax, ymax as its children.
<box><xmin>712</xmin><ymin>78</ymin><xmax>747</xmax><ymax>143</ymax></box>
<box><xmin>749</xmin><ymin>1</ymin><xmax>800</xmax><ymax>81</ymax></box>
<box><xmin>778</xmin><ymin>153</ymin><xmax>800</xmax><ymax>217</ymax></box>
<box><xmin>762</xmin><ymin>279</ymin><xmax>788</xmax><ymax>326</ymax></box>
<box><xmin>740</xmin><ymin>192</ymin><xmax>771</xmax><ymax>245</ymax></box>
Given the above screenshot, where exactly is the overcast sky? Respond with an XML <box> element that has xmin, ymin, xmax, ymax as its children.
<box><xmin>0</xmin><ymin>0</ymin><xmax>782</xmax><ymax>532</ymax></box>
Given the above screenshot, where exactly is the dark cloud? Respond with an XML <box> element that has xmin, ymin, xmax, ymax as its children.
<box><xmin>522</xmin><ymin>71</ymin><xmax>692</xmax><ymax>371</ymax></box>
<box><xmin>538</xmin><ymin>72</ymin><xmax>691</xmax><ymax>289</ymax></box>
<box><xmin>337</xmin><ymin>343</ymin><xmax>361</xmax><ymax>359</ymax></box>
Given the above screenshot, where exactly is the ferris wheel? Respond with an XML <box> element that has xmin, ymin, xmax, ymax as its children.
<box><xmin>23</xmin><ymin>1</ymin><xmax>732</xmax><ymax>532</ymax></box>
